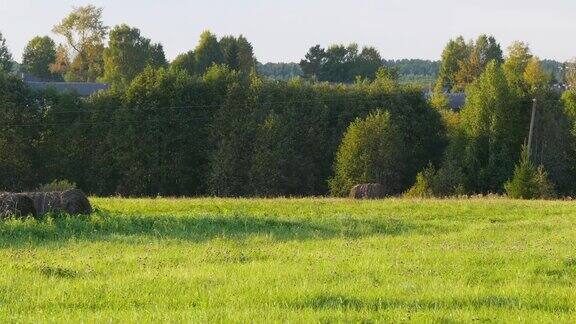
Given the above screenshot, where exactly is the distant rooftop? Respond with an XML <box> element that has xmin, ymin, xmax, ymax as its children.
<box><xmin>25</xmin><ymin>81</ymin><xmax>109</xmax><ymax>97</ymax></box>
<box><xmin>21</xmin><ymin>73</ymin><xmax>109</xmax><ymax>97</ymax></box>
<box><xmin>424</xmin><ymin>91</ymin><xmax>466</xmax><ymax>111</ymax></box>
<box><xmin>446</xmin><ymin>93</ymin><xmax>465</xmax><ymax>111</ymax></box>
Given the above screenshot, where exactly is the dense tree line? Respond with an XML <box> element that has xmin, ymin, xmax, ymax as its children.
<box><xmin>383</xmin><ymin>59</ymin><xmax>439</xmax><ymax>77</ymax></box>
<box><xmin>257</xmin><ymin>62</ymin><xmax>303</xmax><ymax>81</ymax></box>
<box><xmin>0</xmin><ymin>65</ymin><xmax>444</xmax><ymax>196</ymax></box>
<box><xmin>259</xmin><ymin>60</ymin><xmax>440</xmax><ymax>87</ymax></box>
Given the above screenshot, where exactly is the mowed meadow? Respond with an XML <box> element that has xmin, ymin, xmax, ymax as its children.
<box><xmin>0</xmin><ymin>198</ymin><xmax>574</xmax><ymax>322</ymax></box>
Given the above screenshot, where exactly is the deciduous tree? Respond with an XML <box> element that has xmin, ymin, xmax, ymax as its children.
<box><xmin>0</xmin><ymin>32</ymin><xmax>12</xmax><ymax>72</ymax></box>
<box><xmin>194</xmin><ymin>31</ymin><xmax>223</xmax><ymax>75</ymax></box>
<box><xmin>52</xmin><ymin>5</ymin><xmax>108</xmax><ymax>81</ymax></box>
<box><xmin>22</xmin><ymin>36</ymin><xmax>58</xmax><ymax>80</ymax></box>
<box><xmin>102</xmin><ymin>24</ymin><xmax>167</xmax><ymax>87</ymax></box>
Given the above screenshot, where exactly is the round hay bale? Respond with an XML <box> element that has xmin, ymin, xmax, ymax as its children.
<box><xmin>0</xmin><ymin>193</ymin><xmax>37</xmax><ymax>219</ymax></box>
<box><xmin>349</xmin><ymin>183</ymin><xmax>385</xmax><ymax>199</ymax></box>
<box><xmin>24</xmin><ymin>189</ymin><xmax>92</xmax><ymax>215</ymax></box>
<box><xmin>25</xmin><ymin>191</ymin><xmax>63</xmax><ymax>215</ymax></box>
<box><xmin>61</xmin><ymin>189</ymin><xmax>92</xmax><ymax>215</ymax></box>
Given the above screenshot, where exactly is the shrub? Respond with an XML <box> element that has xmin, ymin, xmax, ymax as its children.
<box><xmin>405</xmin><ymin>165</ymin><xmax>434</xmax><ymax>198</ymax></box>
<box><xmin>37</xmin><ymin>179</ymin><xmax>77</xmax><ymax>192</ymax></box>
<box><xmin>329</xmin><ymin>110</ymin><xmax>405</xmax><ymax>197</ymax></box>
<box><xmin>433</xmin><ymin>139</ymin><xmax>468</xmax><ymax>197</ymax></box>
<box><xmin>504</xmin><ymin>147</ymin><xmax>555</xmax><ymax>199</ymax></box>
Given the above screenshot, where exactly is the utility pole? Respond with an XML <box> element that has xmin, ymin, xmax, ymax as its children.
<box><xmin>527</xmin><ymin>98</ymin><xmax>537</xmax><ymax>159</ymax></box>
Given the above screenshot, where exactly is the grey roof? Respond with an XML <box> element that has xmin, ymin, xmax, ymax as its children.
<box><xmin>25</xmin><ymin>81</ymin><xmax>109</xmax><ymax>97</ymax></box>
<box><xmin>447</xmin><ymin>93</ymin><xmax>466</xmax><ymax>111</ymax></box>
<box><xmin>424</xmin><ymin>91</ymin><xmax>466</xmax><ymax>111</ymax></box>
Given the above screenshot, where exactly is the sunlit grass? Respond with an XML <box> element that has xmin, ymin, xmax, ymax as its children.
<box><xmin>1</xmin><ymin>197</ymin><xmax>575</xmax><ymax>322</ymax></box>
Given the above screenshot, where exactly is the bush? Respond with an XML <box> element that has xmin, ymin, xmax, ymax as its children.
<box><xmin>405</xmin><ymin>161</ymin><xmax>467</xmax><ymax>198</ymax></box>
<box><xmin>504</xmin><ymin>147</ymin><xmax>554</xmax><ymax>199</ymax></box>
<box><xmin>329</xmin><ymin>110</ymin><xmax>405</xmax><ymax>197</ymax></box>
<box><xmin>405</xmin><ymin>165</ymin><xmax>434</xmax><ymax>198</ymax></box>
<box><xmin>432</xmin><ymin>136</ymin><xmax>468</xmax><ymax>197</ymax></box>
<box><xmin>37</xmin><ymin>179</ymin><xmax>77</xmax><ymax>192</ymax></box>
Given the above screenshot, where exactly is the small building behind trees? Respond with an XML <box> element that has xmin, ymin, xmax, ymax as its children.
<box><xmin>21</xmin><ymin>73</ymin><xmax>108</xmax><ymax>97</ymax></box>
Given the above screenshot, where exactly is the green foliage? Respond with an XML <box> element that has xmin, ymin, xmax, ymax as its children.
<box><xmin>562</xmin><ymin>90</ymin><xmax>576</xmax><ymax>124</ymax></box>
<box><xmin>102</xmin><ymin>24</ymin><xmax>167</xmax><ymax>88</ymax></box>
<box><xmin>171</xmin><ymin>32</ymin><xmax>256</xmax><ymax>78</ymax></box>
<box><xmin>299</xmin><ymin>45</ymin><xmax>325</xmax><ymax>80</ymax></box>
<box><xmin>566</xmin><ymin>59</ymin><xmax>576</xmax><ymax>89</ymax></box>
<box><xmin>219</xmin><ymin>36</ymin><xmax>240</xmax><ymax>71</ymax></box>
<box><xmin>436</xmin><ymin>35</ymin><xmax>502</xmax><ymax>92</ymax></box>
<box><xmin>22</xmin><ymin>36</ymin><xmax>59</xmax><ymax>80</ymax></box>
<box><xmin>170</xmin><ymin>51</ymin><xmax>196</xmax><ymax>75</ymax></box>
<box><xmin>375</xmin><ymin>59</ymin><xmax>438</xmax><ymax>89</ymax></box>
<box><xmin>0</xmin><ymin>31</ymin><xmax>13</xmax><ymax>72</ymax></box>
<box><xmin>208</xmin><ymin>75</ymin><xmax>444</xmax><ymax>197</ymax></box>
<box><xmin>36</xmin><ymin>88</ymin><xmax>89</xmax><ymax>188</ymax></box>
<box><xmin>407</xmin><ymin>149</ymin><xmax>467</xmax><ymax>198</ymax></box>
<box><xmin>540</xmin><ymin>59</ymin><xmax>564</xmax><ymax>84</ymax></box>
<box><xmin>114</xmin><ymin>66</ymin><xmax>227</xmax><ymax>196</ymax></box>
<box><xmin>37</xmin><ymin>179</ymin><xmax>77</xmax><ymax>192</ymax></box>
<box><xmin>430</xmin><ymin>45</ymin><xmax>576</xmax><ymax>197</ymax></box>
<box><xmin>52</xmin><ymin>5</ymin><xmax>109</xmax><ymax>82</ymax></box>
<box><xmin>194</xmin><ymin>31</ymin><xmax>223</xmax><ymax>75</ymax></box>
<box><xmin>404</xmin><ymin>165</ymin><xmax>434</xmax><ymax>198</ymax></box>
<box><xmin>436</xmin><ymin>36</ymin><xmax>469</xmax><ymax>91</ymax></box>
<box><xmin>235</xmin><ymin>35</ymin><xmax>257</xmax><ymax>75</ymax></box>
<box><xmin>503</xmin><ymin>41</ymin><xmax>532</xmax><ymax>96</ymax></box>
<box><xmin>257</xmin><ymin>59</ymin><xmax>438</xmax><ymax>87</ymax></box>
<box><xmin>219</xmin><ymin>35</ymin><xmax>256</xmax><ymax>74</ymax></box>
<box><xmin>300</xmin><ymin>43</ymin><xmax>383</xmax><ymax>83</ymax></box>
<box><xmin>0</xmin><ymin>73</ymin><xmax>41</xmax><ymax>190</ymax></box>
<box><xmin>257</xmin><ymin>62</ymin><xmax>303</xmax><ymax>81</ymax></box>
<box><xmin>523</xmin><ymin>57</ymin><xmax>550</xmax><ymax>94</ymax></box>
<box><xmin>454</xmin><ymin>35</ymin><xmax>503</xmax><ymax>91</ymax></box>
<box><xmin>431</xmin><ymin>124</ymin><xmax>468</xmax><ymax>196</ymax></box>
<box><xmin>430</xmin><ymin>90</ymin><xmax>450</xmax><ymax>110</ymax></box>
<box><xmin>528</xmin><ymin>91</ymin><xmax>576</xmax><ymax>194</ymax></box>
<box><xmin>460</xmin><ymin>61</ymin><xmax>527</xmax><ymax>192</ymax></box>
<box><xmin>383</xmin><ymin>59</ymin><xmax>439</xmax><ymax>78</ymax></box>
<box><xmin>505</xmin><ymin>146</ymin><xmax>554</xmax><ymax>199</ymax></box>
<box><xmin>330</xmin><ymin>110</ymin><xmax>405</xmax><ymax>197</ymax></box>
<box><xmin>9</xmin><ymin>23</ymin><xmax>576</xmax><ymax>200</ymax></box>
<box><xmin>49</xmin><ymin>44</ymin><xmax>70</xmax><ymax>79</ymax></box>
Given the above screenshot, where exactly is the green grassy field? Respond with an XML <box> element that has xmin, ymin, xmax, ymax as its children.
<box><xmin>1</xmin><ymin>198</ymin><xmax>576</xmax><ymax>323</ymax></box>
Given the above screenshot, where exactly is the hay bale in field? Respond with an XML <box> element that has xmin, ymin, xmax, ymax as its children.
<box><xmin>25</xmin><ymin>189</ymin><xmax>92</xmax><ymax>215</ymax></box>
<box><xmin>0</xmin><ymin>193</ymin><xmax>37</xmax><ymax>219</ymax></box>
<box><xmin>26</xmin><ymin>191</ymin><xmax>61</xmax><ymax>215</ymax></box>
<box><xmin>61</xmin><ymin>189</ymin><xmax>92</xmax><ymax>215</ymax></box>
<box><xmin>349</xmin><ymin>183</ymin><xmax>385</xmax><ymax>199</ymax></box>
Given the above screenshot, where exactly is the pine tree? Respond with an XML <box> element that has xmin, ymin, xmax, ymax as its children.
<box><xmin>505</xmin><ymin>146</ymin><xmax>554</xmax><ymax>199</ymax></box>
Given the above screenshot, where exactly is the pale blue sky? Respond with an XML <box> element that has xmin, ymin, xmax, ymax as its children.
<box><xmin>1</xmin><ymin>0</ymin><xmax>574</xmax><ymax>63</ymax></box>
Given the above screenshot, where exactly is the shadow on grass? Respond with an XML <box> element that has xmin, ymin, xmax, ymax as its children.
<box><xmin>0</xmin><ymin>210</ymin><xmax>454</xmax><ymax>247</ymax></box>
<box><xmin>293</xmin><ymin>293</ymin><xmax>574</xmax><ymax>313</ymax></box>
